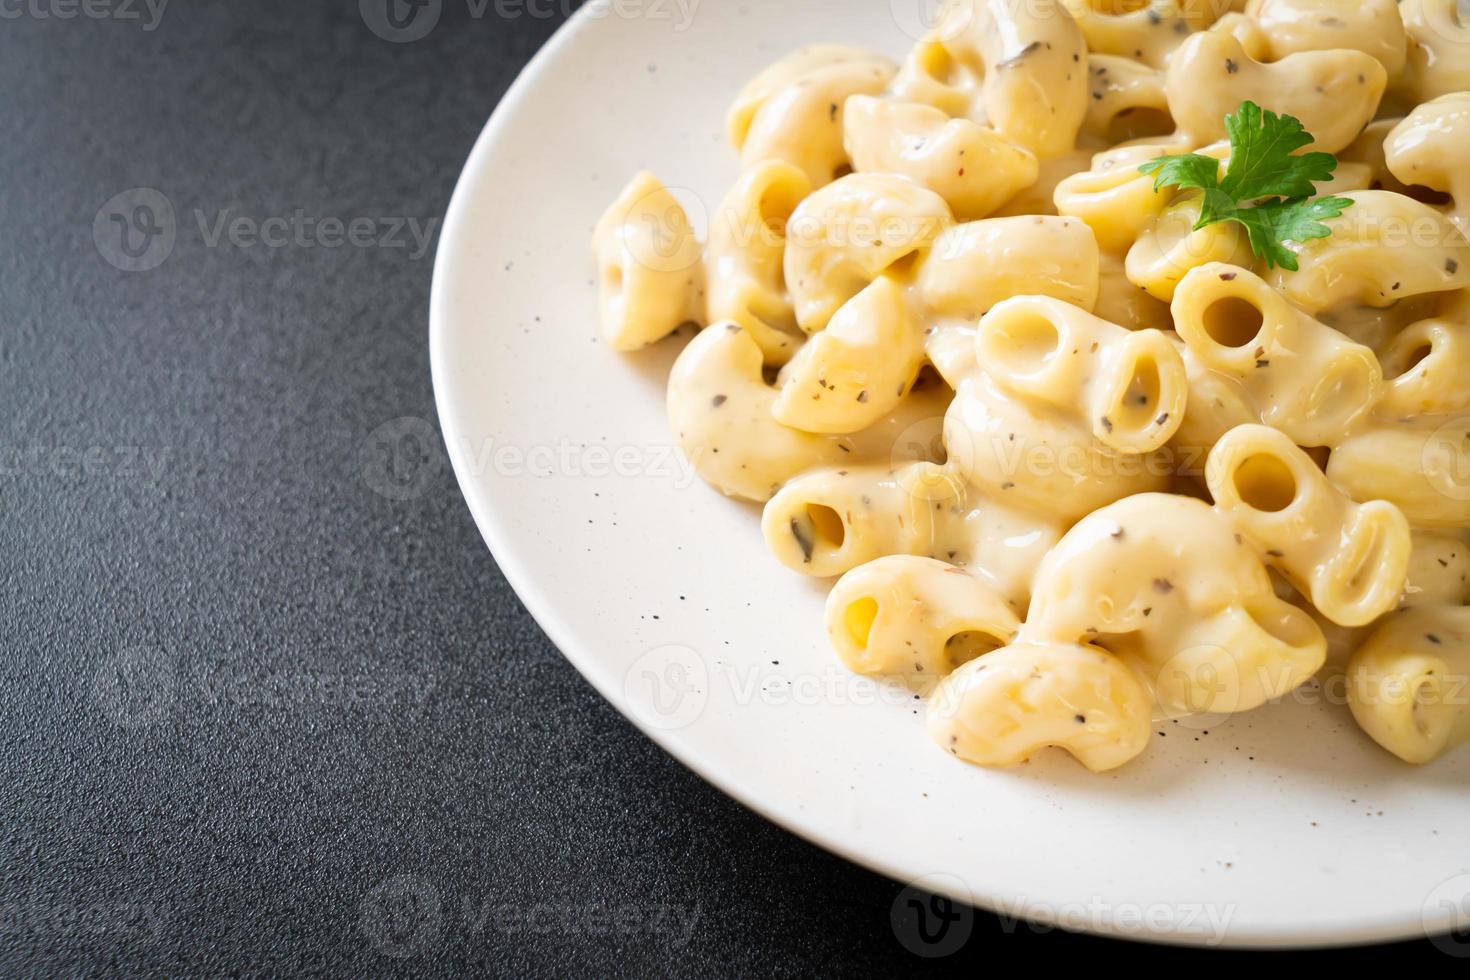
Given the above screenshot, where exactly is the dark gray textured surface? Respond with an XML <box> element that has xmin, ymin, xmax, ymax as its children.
<box><xmin>0</xmin><ymin>0</ymin><xmax>1448</xmax><ymax>972</ymax></box>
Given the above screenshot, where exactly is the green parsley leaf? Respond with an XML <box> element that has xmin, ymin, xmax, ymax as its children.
<box><xmin>1219</xmin><ymin>101</ymin><xmax>1338</xmax><ymax>202</ymax></box>
<box><xmin>1226</xmin><ymin>196</ymin><xmax>1353</xmax><ymax>272</ymax></box>
<box><xmin>1137</xmin><ymin>101</ymin><xmax>1353</xmax><ymax>270</ymax></box>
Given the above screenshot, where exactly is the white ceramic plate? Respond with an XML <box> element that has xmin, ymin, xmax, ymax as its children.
<box><xmin>430</xmin><ymin>0</ymin><xmax>1470</xmax><ymax>949</ymax></box>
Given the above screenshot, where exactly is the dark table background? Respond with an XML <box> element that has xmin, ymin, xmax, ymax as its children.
<box><xmin>0</xmin><ymin>0</ymin><xmax>1453</xmax><ymax>972</ymax></box>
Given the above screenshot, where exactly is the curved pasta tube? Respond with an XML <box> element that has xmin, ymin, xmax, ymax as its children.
<box><xmin>990</xmin><ymin>147</ymin><xmax>1098</xmax><ymax>219</ymax></box>
<box><xmin>826</xmin><ymin>556</ymin><xmax>1020</xmax><ymax>677</ymax></box>
<box><xmin>1081</xmin><ymin>56</ymin><xmax>1174</xmax><ymax>149</ymax></box>
<box><xmin>928</xmin><ymin>641</ymin><xmax>1153</xmax><ymax>772</ymax></box>
<box><xmin>1404</xmin><ymin>531</ymin><xmax>1470</xmax><ymax>607</ymax></box>
<box><xmin>1327</xmin><ymin>417</ymin><xmax>1470</xmax><ymax>528</ymax></box>
<box><xmin>842</xmin><ymin>96</ymin><xmax>1038</xmax><ymax>222</ymax></box>
<box><xmin>946</xmin><ymin>371</ymin><xmax>1173</xmax><ymax>521</ymax></box>
<box><xmin>667</xmin><ymin>322</ymin><xmax>950</xmax><ymax>502</ymax></box>
<box><xmin>1125</xmin><ymin>594</ymin><xmax>1326</xmax><ymax>715</ymax></box>
<box><xmin>1385</xmin><ymin>93</ymin><xmax>1470</xmax><ymax>239</ymax></box>
<box><xmin>760</xmin><ymin>462</ymin><xmax>963</xmax><ymax>577</ymax></box>
<box><xmin>784</xmin><ymin>173</ymin><xmax>951</xmax><ymax>334</ymax></box>
<box><xmin>1173</xmin><ymin>263</ymin><xmax>1384</xmax><ymax>447</ymax></box>
<box><xmin>1059</xmin><ymin>0</ymin><xmax>1220</xmax><ymax>69</ymax></box>
<box><xmin>889</xmin><ymin>0</ymin><xmax>1088</xmax><ymax>159</ymax></box>
<box><xmin>1126</xmin><ymin>196</ymin><xmax>1255</xmax><ymax>302</ymax></box>
<box><xmin>1378</xmin><ymin>317</ymin><xmax>1470</xmax><ymax>417</ymax></box>
<box><xmin>1207</xmin><ymin>425</ymin><xmax>1411</xmax><ymax>626</ymax></box>
<box><xmin>1267</xmin><ymin>191</ymin><xmax>1470</xmax><ymax>313</ymax></box>
<box><xmin>1168</xmin><ymin>340</ymin><xmax>1258</xmax><ymax>453</ymax></box>
<box><xmin>727</xmin><ymin>45</ymin><xmax>896</xmax><ymax>188</ymax></box>
<box><xmin>1244</xmin><ymin>0</ymin><xmax>1407</xmax><ymax>79</ymax></box>
<box><xmin>1347</xmin><ymin>605</ymin><xmax>1470</xmax><ymax>764</ymax></box>
<box><xmin>917</xmin><ymin>216</ymin><xmax>1100</xmax><ymax>318</ymax></box>
<box><xmin>1339</xmin><ymin>119</ymin><xmax>1413</xmax><ymax>196</ymax></box>
<box><xmin>1025</xmin><ymin>493</ymin><xmax>1265</xmax><ymax>638</ymax></box>
<box><xmin>704</xmin><ymin>161</ymin><xmax>811</xmax><ymax>366</ymax></box>
<box><xmin>976</xmin><ymin>296</ymin><xmax>1187</xmax><ymax>454</ymax></box>
<box><xmin>1165</xmin><ymin>30</ymin><xmax>1386</xmax><ymax>154</ymax></box>
<box><xmin>1054</xmin><ymin>142</ymin><xmax>1226</xmax><ymax>253</ymax></box>
<box><xmin>592</xmin><ymin>171</ymin><xmax>703</xmax><ymax>350</ymax></box>
<box><xmin>669</xmin><ymin>323</ymin><xmax>846</xmax><ymax>501</ymax></box>
<box><xmin>1207</xmin><ymin>11</ymin><xmax>1271</xmax><ymax>61</ymax></box>
<box><xmin>1094</xmin><ymin>250</ymin><xmax>1174</xmax><ymax>330</ymax></box>
<box><xmin>772</xmin><ymin>277</ymin><xmax>925</xmax><ymax>434</ymax></box>
<box><xmin>1021</xmin><ymin>493</ymin><xmax>1325</xmax><ymax>714</ymax></box>
<box><xmin>1396</xmin><ymin>0</ymin><xmax>1470</xmax><ymax>104</ymax></box>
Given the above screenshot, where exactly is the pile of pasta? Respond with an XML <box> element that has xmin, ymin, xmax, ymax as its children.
<box><xmin>592</xmin><ymin>0</ymin><xmax>1470</xmax><ymax>771</ymax></box>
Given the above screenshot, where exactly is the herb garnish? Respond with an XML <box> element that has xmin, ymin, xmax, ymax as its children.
<box><xmin>1138</xmin><ymin>101</ymin><xmax>1353</xmax><ymax>271</ymax></box>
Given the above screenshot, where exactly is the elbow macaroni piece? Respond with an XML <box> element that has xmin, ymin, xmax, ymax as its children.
<box><xmin>1126</xmin><ymin>195</ymin><xmax>1255</xmax><ymax>302</ymax></box>
<box><xmin>1396</xmin><ymin>0</ymin><xmax>1470</xmax><ymax>104</ymax></box>
<box><xmin>772</xmin><ymin>277</ymin><xmax>925</xmax><ymax>434</ymax></box>
<box><xmin>928</xmin><ymin>641</ymin><xmax>1153</xmax><ymax>772</ymax></box>
<box><xmin>592</xmin><ymin>171</ymin><xmax>703</xmax><ymax>350</ymax></box>
<box><xmin>826</xmin><ymin>555</ymin><xmax>1020</xmax><ymax>677</ymax></box>
<box><xmin>704</xmin><ymin>161</ymin><xmax>812</xmax><ymax>365</ymax></box>
<box><xmin>1165</xmin><ymin>30</ymin><xmax>1386</xmax><ymax>154</ymax></box>
<box><xmin>1267</xmin><ymin>191</ymin><xmax>1470</xmax><ymax>313</ymax></box>
<box><xmin>1378</xmin><ymin>316</ymin><xmax>1470</xmax><ymax>417</ymax></box>
<box><xmin>1172</xmin><ymin>263</ymin><xmax>1384</xmax><ymax>447</ymax></box>
<box><xmin>1081</xmin><ymin>56</ymin><xmax>1174</xmax><ymax>148</ymax></box>
<box><xmin>1327</xmin><ymin>416</ymin><xmax>1470</xmax><ymax>528</ymax></box>
<box><xmin>1094</xmin><ymin>250</ymin><xmax>1174</xmax><ymax>330</ymax></box>
<box><xmin>946</xmin><ymin>371</ymin><xmax>1173</xmax><ymax>522</ymax></box>
<box><xmin>1244</xmin><ymin>0</ymin><xmax>1408</xmax><ymax>79</ymax></box>
<box><xmin>1021</xmin><ymin>493</ymin><xmax>1326</xmax><ymax>715</ymax></box>
<box><xmin>760</xmin><ymin>462</ymin><xmax>969</xmax><ymax>578</ymax></box>
<box><xmin>784</xmin><ymin>173</ymin><xmax>951</xmax><ymax>334</ymax></box>
<box><xmin>727</xmin><ymin>45</ymin><xmax>896</xmax><ymax>188</ymax></box>
<box><xmin>975</xmin><ymin>296</ymin><xmax>1187</xmax><ymax>454</ymax></box>
<box><xmin>1054</xmin><ymin>142</ymin><xmax>1226</xmax><ymax>253</ymax></box>
<box><xmin>889</xmin><ymin>0</ymin><xmax>1088</xmax><ymax>159</ymax></box>
<box><xmin>668</xmin><ymin>323</ymin><xmax>849</xmax><ymax>501</ymax></box>
<box><xmin>1059</xmin><ymin>0</ymin><xmax>1220</xmax><ymax>70</ymax></box>
<box><xmin>842</xmin><ymin>95</ymin><xmax>1039</xmax><ymax>221</ymax></box>
<box><xmin>1339</xmin><ymin>118</ymin><xmax>1413</xmax><ymax>196</ymax></box>
<box><xmin>667</xmin><ymin>322</ymin><xmax>951</xmax><ymax>501</ymax></box>
<box><xmin>1403</xmin><ymin>531</ymin><xmax>1470</xmax><ymax>607</ymax></box>
<box><xmin>1385</xmin><ymin>93</ymin><xmax>1470</xmax><ymax>239</ymax></box>
<box><xmin>1207</xmin><ymin>424</ymin><xmax>1412</xmax><ymax>626</ymax></box>
<box><xmin>1348</xmin><ymin>605</ymin><xmax>1470</xmax><ymax>763</ymax></box>
<box><xmin>918</xmin><ymin>216</ymin><xmax>1100</xmax><ymax>318</ymax></box>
